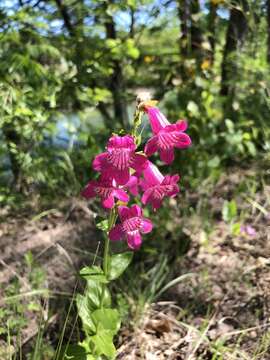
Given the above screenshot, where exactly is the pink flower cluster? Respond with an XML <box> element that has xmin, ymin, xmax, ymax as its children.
<box><xmin>82</xmin><ymin>106</ymin><xmax>191</xmax><ymax>250</ymax></box>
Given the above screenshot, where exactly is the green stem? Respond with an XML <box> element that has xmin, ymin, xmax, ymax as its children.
<box><xmin>131</xmin><ymin>108</ymin><xmax>143</xmax><ymax>142</ymax></box>
<box><xmin>101</xmin><ymin>104</ymin><xmax>144</xmax><ymax>306</ymax></box>
<box><xmin>103</xmin><ymin>234</ymin><xmax>110</xmax><ymax>277</ymax></box>
<box><xmin>101</xmin><ymin>207</ymin><xmax>117</xmax><ymax>306</ymax></box>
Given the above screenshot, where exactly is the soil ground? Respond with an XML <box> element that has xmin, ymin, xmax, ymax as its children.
<box><xmin>0</xmin><ymin>167</ymin><xmax>269</xmax><ymax>359</ymax></box>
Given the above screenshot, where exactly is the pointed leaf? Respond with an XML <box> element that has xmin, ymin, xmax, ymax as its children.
<box><xmin>76</xmin><ymin>294</ymin><xmax>96</xmax><ymax>335</ymax></box>
<box><xmin>90</xmin><ymin>329</ymin><xmax>116</xmax><ymax>359</ymax></box>
<box><xmin>91</xmin><ymin>308</ymin><xmax>120</xmax><ymax>335</ymax></box>
<box><xmin>80</xmin><ymin>266</ymin><xmax>108</xmax><ymax>283</ymax></box>
<box><xmin>86</xmin><ymin>280</ymin><xmax>111</xmax><ymax>311</ymax></box>
<box><xmin>108</xmin><ymin>252</ymin><xmax>133</xmax><ymax>280</ymax></box>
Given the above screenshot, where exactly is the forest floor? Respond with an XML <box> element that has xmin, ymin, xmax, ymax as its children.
<box><xmin>0</xmin><ymin>165</ymin><xmax>270</xmax><ymax>359</ymax></box>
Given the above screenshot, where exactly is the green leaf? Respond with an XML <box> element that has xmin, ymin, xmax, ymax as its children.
<box><xmin>187</xmin><ymin>101</ymin><xmax>199</xmax><ymax>117</ymax></box>
<box><xmin>96</xmin><ymin>220</ymin><xmax>109</xmax><ymax>232</ymax></box>
<box><xmin>76</xmin><ymin>294</ymin><xmax>96</xmax><ymax>334</ymax></box>
<box><xmin>80</xmin><ymin>266</ymin><xmax>108</xmax><ymax>283</ymax></box>
<box><xmin>59</xmin><ymin>344</ymin><xmax>88</xmax><ymax>360</ymax></box>
<box><xmin>90</xmin><ymin>330</ymin><xmax>116</xmax><ymax>359</ymax></box>
<box><xmin>125</xmin><ymin>39</ymin><xmax>139</xmax><ymax>59</ymax></box>
<box><xmin>91</xmin><ymin>308</ymin><xmax>120</xmax><ymax>334</ymax></box>
<box><xmin>232</xmin><ymin>222</ymin><xmax>241</xmax><ymax>236</ymax></box>
<box><xmin>245</xmin><ymin>141</ymin><xmax>256</xmax><ymax>156</ymax></box>
<box><xmin>222</xmin><ymin>200</ymin><xmax>237</xmax><ymax>223</ymax></box>
<box><xmin>207</xmin><ymin>156</ymin><xmax>220</xmax><ymax>168</ymax></box>
<box><xmin>108</xmin><ymin>252</ymin><xmax>133</xmax><ymax>280</ymax></box>
<box><xmin>86</xmin><ymin>280</ymin><xmax>111</xmax><ymax>310</ymax></box>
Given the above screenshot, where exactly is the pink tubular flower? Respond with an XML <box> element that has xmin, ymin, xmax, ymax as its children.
<box><xmin>109</xmin><ymin>205</ymin><xmax>153</xmax><ymax>250</ymax></box>
<box><xmin>144</xmin><ymin>107</ymin><xmax>192</xmax><ymax>164</ymax></box>
<box><xmin>145</xmin><ymin>106</ymin><xmax>171</xmax><ymax>133</ymax></box>
<box><xmin>93</xmin><ymin>135</ymin><xmax>147</xmax><ymax>185</ymax></box>
<box><xmin>81</xmin><ymin>177</ymin><xmax>129</xmax><ymax>209</ymax></box>
<box><xmin>141</xmin><ymin>161</ymin><xmax>180</xmax><ymax>210</ymax></box>
<box><xmin>125</xmin><ymin>175</ymin><xmax>140</xmax><ymax>196</ymax></box>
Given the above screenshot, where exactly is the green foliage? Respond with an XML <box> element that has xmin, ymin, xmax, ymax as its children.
<box><xmin>60</xmin><ymin>345</ymin><xmax>88</xmax><ymax>360</ymax></box>
<box><xmin>80</xmin><ymin>266</ymin><xmax>108</xmax><ymax>283</ymax></box>
<box><xmin>0</xmin><ymin>252</ymin><xmax>48</xmax><ymax>356</ymax></box>
<box><xmin>77</xmin><ymin>282</ymin><xmax>119</xmax><ymax>359</ymax></box>
<box><xmin>0</xmin><ymin>0</ymin><xmax>269</xmax><ymax>201</ymax></box>
<box><xmin>222</xmin><ymin>200</ymin><xmax>237</xmax><ymax>223</ymax></box>
<box><xmin>108</xmin><ymin>252</ymin><xmax>133</xmax><ymax>280</ymax></box>
<box><xmin>76</xmin><ymin>255</ymin><xmax>131</xmax><ymax>360</ymax></box>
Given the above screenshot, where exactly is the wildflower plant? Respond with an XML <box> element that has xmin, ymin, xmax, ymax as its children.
<box><xmin>76</xmin><ymin>95</ymin><xmax>191</xmax><ymax>359</ymax></box>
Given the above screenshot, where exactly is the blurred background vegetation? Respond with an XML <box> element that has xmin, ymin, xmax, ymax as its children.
<box><xmin>1</xmin><ymin>0</ymin><xmax>269</xmax><ymax>203</ymax></box>
<box><xmin>1</xmin><ymin>0</ymin><xmax>270</xmax><ymax>358</ymax></box>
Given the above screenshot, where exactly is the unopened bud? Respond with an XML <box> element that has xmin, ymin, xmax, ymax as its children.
<box><xmin>136</xmin><ymin>91</ymin><xmax>152</xmax><ymax>106</ymax></box>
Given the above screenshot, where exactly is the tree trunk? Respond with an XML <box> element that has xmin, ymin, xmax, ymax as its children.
<box><xmin>190</xmin><ymin>0</ymin><xmax>203</xmax><ymax>64</ymax></box>
<box><xmin>54</xmin><ymin>0</ymin><xmax>115</xmax><ymax>128</ymax></box>
<box><xmin>220</xmin><ymin>0</ymin><xmax>248</xmax><ymax>98</ymax></box>
<box><xmin>178</xmin><ymin>0</ymin><xmax>204</xmax><ymax>74</ymax></box>
<box><xmin>267</xmin><ymin>0</ymin><xmax>270</xmax><ymax>63</ymax></box>
<box><xmin>104</xmin><ymin>7</ymin><xmax>129</xmax><ymax>129</ymax></box>
<box><xmin>208</xmin><ymin>2</ymin><xmax>217</xmax><ymax>64</ymax></box>
<box><xmin>178</xmin><ymin>0</ymin><xmax>190</xmax><ymax>58</ymax></box>
<box><xmin>177</xmin><ymin>0</ymin><xmax>191</xmax><ymax>80</ymax></box>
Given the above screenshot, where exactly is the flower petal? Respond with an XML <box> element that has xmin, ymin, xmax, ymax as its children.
<box><xmin>144</xmin><ymin>136</ymin><xmax>158</xmax><ymax>157</ymax></box>
<box><xmin>171</xmin><ymin>174</ymin><xmax>180</xmax><ymax>183</ymax></box>
<box><xmin>176</xmin><ymin>120</ymin><xmax>188</xmax><ymax>132</ymax></box>
<box><xmin>159</xmin><ymin>148</ymin><xmax>175</xmax><ymax>164</ymax></box>
<box><xmin>118</xmin><ymin>206</ymin><xmax>131</xmax><ymax>221</ymax></box>
<box><xmin>140</xmin><ymin>178</ymin><xmax>150</xmax><ymax>192</ymax></box>
<box><xmin>146</xmin><ymin>107</ymin><xmax>170</xmax><ymax>134</ymax></box>
<box><xmin>102</xmin><ymin>196</ymin><xmax>115</xmax><ymax>209</ymax></box>
<box><xmin>92</xmin><ymin>153</ymin><xmax>108</xmax><ymax>171</ymax></box>
<box><xmin>107</xmin><ymin>135</ymin><xmax>136</xmax><ymax>151</ymax></box>
<box><xmin>130</xmin><ymin>204</ymin><xmax>142</xmax><ymax>217</ymax></box>
<box><xmin>125</xmin><ymin>175</ymin><xmax>139</xmax><ymax>196</ymax></box>
<box><xmin>141</xmin><ymin>219</ymin><xmax>153</xmax><ymax>233</ymax></box>
<box><xmin>151</xmin><ymin>198</ymin><xmax>162</xmax><ymax>210</ymax></box>
<box><xmin>143</xmin><ymin>161</ymin><xmax>164</xmax><ymax>186</ymax></box>
<box><xmin>109</xmin><ymin>224</ymin><xmax>124</xmax><ymax>241</ymax></box>
<box><xmin>167</xmin><ymin>185</ymin><xmax>179</xmax><ymax>197</ymax></box>
<box><xmin>126</xmin><ymin>231</ymin><xmax>142</xmax><ymax>250</ymax></box>
<box><xmin>141</xmin><ymin>188</ymin><xmax>152</xmax><ymax>205</ymax></box>
<box><xmin>114</xmin><ymin>189</ymin><xmax>129</xmax><ymax>202</ymax></box>
<box><xmin>81</xmin><ymin>181</ymin><xmax>96</xmax><ymax>198</ymax></box>
<box><xmin>162</xmin><ymin>175</ymin><xmax>180</xmax><ymax>197</ymax></box>
<box><xmin>113</xmin><ymin>168</ymin><xmax>130</xmax><ymax>185</ymax></box>
<box><xmin>174</xmin><ymin>133</ymin><xmax>192</xmax><ymax>148</ymax></box>
<box><xmin>131</xmin><ymin>153</ymin><xmax>148</xmax><ymax>173</ymax></box>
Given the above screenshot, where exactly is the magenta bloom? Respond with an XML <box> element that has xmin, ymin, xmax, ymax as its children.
<box><xmin>81</xmin><ymin>177</ymin><xmax>129</xmax><ymax>209</ymax></box>
<box><xmin>144</xmin><ymin>107</ymin><xmax>191</xmax><ymax>164</ymax></box>
<box><xmin>124</xmin><ymin>175</ymin><xmax>140</xmax><ymax>196</ymax></box>
<box><xmin>93</xmin><ymin>135</ymin><xmax>147</xmax><ymax>185</ymax></box>
<box><xmin>109</xmin><ymin>205</ymin><xmax>153</xmax><ymax>250</ymax></box>
<box><xmin>145</xmin><ymin>106</ymin><xmax>171</xmax><ymax>133</ymax></box>
<box><xmin>141</xmin><ymin>161</ymin><xmax>180</xmax><ymax>210</ymax></box>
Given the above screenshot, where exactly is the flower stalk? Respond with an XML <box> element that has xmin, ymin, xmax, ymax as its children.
<box><xmin>77</xmin><ymin>96</ymin><xmax>192</xmax><ymax>359</ymax></box>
